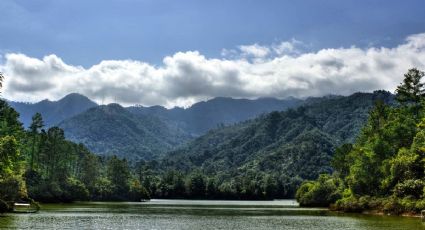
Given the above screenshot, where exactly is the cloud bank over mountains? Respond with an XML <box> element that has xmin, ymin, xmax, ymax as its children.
<box><xmin>2</xmin><ymin>33</ymin><xmax>425</xmax><ymax>108</ymax></box>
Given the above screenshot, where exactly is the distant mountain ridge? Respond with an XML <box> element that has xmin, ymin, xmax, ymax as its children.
<box><xmin>9</xmin><ymin>93</ymin><xmax>98</xmax><ymax>128</ymax></box>
<box><xmin>128</xmin><ymin>97</ymin><xmax>302</xmax><ymax>136</ymax></box>
<box><xmin>8</xmin><ymin>93</ymin><xmax>302</xmax><ymax>160</ymax></box>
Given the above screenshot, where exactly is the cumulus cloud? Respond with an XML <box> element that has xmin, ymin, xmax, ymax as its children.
<box><xmin>238</xmin><ymin>44</ymin><xmax>271</xmax><ymax>58</ymax></box>
<box><xmin>2</xmin><ymin>33</ymin><xmax>425</xmax><ymax>108</ymax></box>
<box><xmin>272</xmin><ymin>39</ymin><xmax>304</xmax><ymax>56</ymax></box>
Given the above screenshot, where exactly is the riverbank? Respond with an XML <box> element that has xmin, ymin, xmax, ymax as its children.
<box><xmin>362</xmin><ymin>210</ymin><xmax>420</xmax><ymax>218</ymax></box>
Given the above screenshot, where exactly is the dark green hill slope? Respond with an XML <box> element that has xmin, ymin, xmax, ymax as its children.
<box><xmin>59</xmin><ymin>103</ymin><xmax>191</xmax><ymax>160</ymax></box>
<box><xmin>157</xmin><ymin>91</ymin><xmax>394</xmax><ymax>198</ymax></box>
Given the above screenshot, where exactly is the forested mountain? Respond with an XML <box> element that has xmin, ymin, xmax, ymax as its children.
<box><xmin>128</xmin><ymin>97</ymin><xmax>302</xmax><ymax>136</ymax></box>
<box><xmin>58</xmin><ymin>103</ymin><xmax>192</xmax><ymax>160</ymax></box>
<box><xmin>10</xmin><ymin>95</ymin><xmax>301</xmax><ymax>137</ymax></box>
<box><xmin>145</xmin><ymin>91</ymin><xmax>394</xmax><ymax>199</ymax></box>
<box><xmin>296</xmin><ymin>68</ymin><xmax>425</xmax><ymax>215</ymax></box>
<box><xmin>9</xmin><ymin>93</ymin><xmax>97</xmax><ymax>128</ymax></box>
<box><xmin>9</xmin><ymin>95</ymin><xmax>301</xmax><ymax>159</ymax></box>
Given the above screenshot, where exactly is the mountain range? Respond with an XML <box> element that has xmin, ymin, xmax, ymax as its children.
<box><xmin>9</xmin><ymin>93</ymin><xmax>302</xmax><ymax>160</ymax></box>
<box><xmin>156</xmin><ymin>91</ymin><xmax>394</xmax><ymax>197</ymax></box>
<box><xmin>9</xmin><ymin>93</ymin><xmax>98</xmax><ymax>129</ymax></box>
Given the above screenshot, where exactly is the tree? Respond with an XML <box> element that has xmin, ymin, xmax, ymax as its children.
<box><xmin>187</xmin><ymin>172</ymin><xmax>206</xmax><ymax>198</ymax></box>
<box><xmin>395</xmin><ymin>68</ymin><xmax>425</xmax><ymax>115</ymax></box>
<box><xmin>29</xmin><ymin>113</ymin><xmax>44</xmax><ymax>170</ymax></box>
<box><xmin>107</xmin><ymin>156</ymin><xmax>131</xmax><ymax>200</ymax></box>
<box><xmin>331</xmin><ymin>144</ymin><xmax>353</xmax><ymax>178</ymax></box>
<box><xmin>0</xmin><ymin>136</ymin><xmax>27</xmax><ymax>203</ymax></box>
<box><xmin>0</xmin><ymin>136</ymin><xmax>20</xmax><ymax>178</ymax></box>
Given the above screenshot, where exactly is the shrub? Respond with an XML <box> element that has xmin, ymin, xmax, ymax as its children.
<box><xmin>335</xmin><ymin>196</ymin><xmax>365</xmax><ymax>213</ymax></box>
<box><xmin>62</xmin><ymin>177</ymin><xmax>89</xmax><ymax>201</ymax></box>
<box><xmin>393</xmin><ymin>179</ymin><xmax>425</xmax><ymax>199</ymax></box>
<box><xmin>296</xmin><ymin>174</ymin><xmax>342</xmax><ymax>207</ymax></box>
<box><xmin>382</xmin><ymin>197</ymin><xmax>403</xmax><ymax>215</ymax></box>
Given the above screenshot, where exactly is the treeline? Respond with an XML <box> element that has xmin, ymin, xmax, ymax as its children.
<box><xmin>296</xmin><ymin>68</ymin><xmax>425</xmax><ymax>215</ymax></box>
<box><xmin>137</xmin><ymin>166</ymin><xmax>296</xmax><ymax>200</ymax></box>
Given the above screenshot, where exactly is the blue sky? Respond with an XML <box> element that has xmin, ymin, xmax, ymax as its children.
<box><xmin>1</xmin><ymin>0</ymin><xmax>425</xmax><ymax>66</ymax></box>
<box><xmin>1</xmin><ymin>0</ymin><xmax>425</xmax><ymax>107</ymax></box>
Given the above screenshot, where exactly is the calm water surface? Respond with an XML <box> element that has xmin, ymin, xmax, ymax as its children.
<box><xmin>0</xmin><ymin>199</ymin><xmax>423</xmax><ymax>229</ymax></box>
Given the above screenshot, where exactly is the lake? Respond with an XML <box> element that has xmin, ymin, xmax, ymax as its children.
<box><xmin>0</xmin><ymin>199</ymin><xmax>423</xmax><ymax>229</ymax></box>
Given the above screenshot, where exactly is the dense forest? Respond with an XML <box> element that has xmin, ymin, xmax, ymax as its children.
<box><xmin>296</xmin><ymin>68</ymin><xmax>425</xmax><ymax>215</ymax></box>
<box><xmin>58</xmin><ymin>103</ymin><xmax>192</xmax><ymax>160</ymax></box>
<box><xmin>10</xmin><ymin>94</ymin><xmax>301</xmax><ymax>161</ymax></box>
<box><xmin>0</xmin><ymin>73</ymin><xmax>151</xmax><ymax>212</ymax></box>
<box><xmin>136</xmin><ymin>90</ymin><xmax>394</xmax><ymax>200</ymax></box>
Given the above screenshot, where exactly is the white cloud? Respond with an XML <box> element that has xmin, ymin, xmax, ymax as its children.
<box><xmin>272</xmin><ymin>38</ymin><xmax>304</xmax><ymax>56</ymax></box>
<box><xmin>2</xmin><ymin>33</ymin><xmax>425</xmax><ymax>108</ymax></box>
<box><xmin>238</xmin><ymin>44</ymin><xmax>271</xmax><ymax>58</ymax></box>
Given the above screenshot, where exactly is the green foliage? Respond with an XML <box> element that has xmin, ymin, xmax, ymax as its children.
<box><xmin>107</xmin><ymin>156</ymin><xmax>131</xmax><ymax>200</ymax></box>
<box><xmin>59</xmin><ymin>104</ymin><xmax>191</xmax><ymax>160</ymax></box>
<box><xmin>152</xmin><ymin>91</ymin><xmax>393</xmax><ymax>199</ymax></box>
<box><xmin>296</xmin><ymin>174</ymin><xmax>342</xmax><ymax>207</ymax></box>
<box><xmin>62</xmin><ymin>177</ymin><xmax>90</xmax><ymax>201</ymax></box>
<box><xmin>129</xmin><ymin>179</ymin><xmax>150</xmax><ymax>201</ymax></box>
<box><xmin>296</xmin><ymin>68</ymin><xmax>425</xmax><ymax>215</ymax></box>
<box><xmin>0</xmin><ymin>136</ymin><xmax>21</xmax><ymax>177</ymax></box>
<box><xmin>331</xmin><ymin>143</ymin><xmax>353</xmax><ymax>178</ymax></box>
<box><xmin>395</xmin><ymin>68</ymin><xmax>425</xmax><ymax>105</ymax></box>
<box><xmin>0</xmin><ymin>96</ymin><xmax>151</xmax><ymax>206</ymax></box>
<box><xmin>393</xmin><ymin>179</ymin><xmax>425</xmax><ymax>199</ymax></box>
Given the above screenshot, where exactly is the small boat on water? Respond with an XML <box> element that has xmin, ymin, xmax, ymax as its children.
<box><xmin>12</xmin><ymin>203</ymin><xmax>39</xmax><ymax>213</ymax></box>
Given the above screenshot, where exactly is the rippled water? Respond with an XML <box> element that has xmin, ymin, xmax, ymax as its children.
<box><xmin>0</xmin><ymin>199</ymin><xmax>423</xmax><ymax>229</ymax></box>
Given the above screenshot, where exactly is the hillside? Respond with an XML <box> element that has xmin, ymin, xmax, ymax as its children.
<box><xmin>295</xmin><ymin>69</ymin><xmax>425</xmax><ymax>214</ymax></box>
<box><xmin>58</xmin><ymin>103</ymin><xmax>192</xmax><ymax>160</ymax></box>
<box><xmin>128</xmin><ymin>97</ymin><xmax>302</xmax><ymax>136</ymax></box>
<box><xmin>9</xmin><ymin>94</ymin><xmax>302</xmax><ymax>160</ymax></box>
<box><xmin>151</xmin><ymin>91</ymin><xmax>394</xmax><ymax>198</ymax></box>
<box><xmin>9</xmin><ymin>93</ymin><xmax>97</xmax><ymax>128</ymax></box>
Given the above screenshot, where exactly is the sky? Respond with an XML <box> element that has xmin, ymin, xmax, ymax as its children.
<box><xmin>1</xmin><ymin>0</ymin><xmax>425</xmax><ymax>107</ymax></box>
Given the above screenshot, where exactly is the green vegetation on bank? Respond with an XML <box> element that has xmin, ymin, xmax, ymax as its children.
<box><xmin>296</xmin><ymin>68</ymin><xmax>425</xmax><ymax>215</ymax></box>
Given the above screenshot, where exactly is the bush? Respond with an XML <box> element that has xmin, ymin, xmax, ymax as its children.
<box><xmin>399</xmin><ymin>197</ymin><xmax>417</xmax><ymax>212</ymax></box>
<box><xmin>382</xmin><ymin>197</ymin><xmax>403</xmax><ymax>215</ymax></box>
<box><xmin>394</xmin><ymin>179</ymin><xmax>425</xmax><ymax>199</ymax></box>
<box><xmin>335</xmin><ymin>196</ymin><xmax>365</xmax><ymax>213</ymax></box>
<box><xmin>295</xmin><ymin>174</ymin><xmax>342</xmax><ymax>207</ymax></box>
<box><xmin>62</xmin><ymin>177</ymin><xmax>89</xmax><ymax>201</ymax></box>
<box><xmin>129</xmin><ymin>180</ymin><xmax>150</xmax><ymax>201</ymax></box>
<box><xmin>0</xmin><ymin>175</ymin><xmax>27</xmax><ymax>202</ymax></box>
